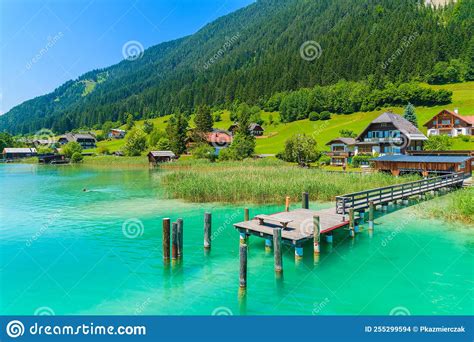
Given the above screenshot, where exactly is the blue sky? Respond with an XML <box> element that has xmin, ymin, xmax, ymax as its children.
<box><xmin>0</xmin><ymin>0</ymin><xmax>254</xmax><ymax>114</ymax></box>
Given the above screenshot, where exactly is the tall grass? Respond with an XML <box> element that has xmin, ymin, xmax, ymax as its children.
<box><xmin>160</xmin><ymin>159</ymin><xmax>420</xmax><ymax>204</ymax></box>
<box><xmin>419</xmin><ymin>187</ymin><xmax>474</xmax><ymax>225</ymax></box>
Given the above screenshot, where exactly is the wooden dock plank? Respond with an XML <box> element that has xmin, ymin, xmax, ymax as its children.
<box><xmin>234</xmin><ymin>208</ymin><xmax>348</xmax><ymax>245</ymax></box>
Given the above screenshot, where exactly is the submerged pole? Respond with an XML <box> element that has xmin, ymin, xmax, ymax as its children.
<box><xmin>302</xmin><ymin>192</ymin><xmax>309</xmax><ymax>209</ymax></box>
<box><xmin>177</xmin><ymin>218</ymin><xmax>183</xmax><ymax>259</ymax></box>
<box><xmin>326</xmin><ymin>232</ymin><xmax>333</xmax><ymax>243</ymax></box>
<box><xmin>204</xmin><ymin>212</ymin><xmax>211</xmax><ymax>250</ymax></box>
<box><xmin>244</xmin><ymin>208</ymin><xmax>249</xmax><ymax>221</ymax></box>
<box><xmin>368</xmin><ymin>201</ymin><xmax>374</xmax><ymax>231</ymax></box>
<box><xmin>265</xmin><ymin>238</ymin><xmax>272</xmax><ymax>252</ymax></box>
<box><xmin>349</xmin><ymin>208</ymin><xmax>355</xmax><ymax>238</ymax></box>
<box><xmin>239</xmin><ymin>243</ymin><xmax>248</xmax><ymax>288</ymax></box>
<box><xmin>273</xmin><ymin>227</ymin><xmax>283</xmax><ymax>273</ymax></box>
<box><xmin>162</xmin><ymin>218</ymin><xmax>170</xmax><ymax>262</ymax></box>
<box><xmin>285</xmin><ymin>196</ymin><xmax>290</xmax><ymax>212</ymax></box>
<box><xmin>171</xmin><ymin>222</ymin><xmax>178</xmax><ymax>260</ymax></box>
<box><xmin>313</xmin><ymin>215</ymin><xmax>321</xmax><ymax>255</ymax></box>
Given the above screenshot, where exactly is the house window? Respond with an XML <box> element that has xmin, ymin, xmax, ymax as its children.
<box><xmin>454</xmin><ymin>119</ymin><xmax>460</xmax><ymax>125</ymax></box>
<box><xmin>441</xmin><ymin>119</ymin><xmax>451</xmax><ymax>125</ymax></box>
<box><xmin>368</xmin><ymin>132</ymin><xmax>373</xmax><ymax>138</ymax></box>
<box><xmin>433</xmin><ymin>120</ymin><xmax>437</xmax><ymax>125</ymax></box>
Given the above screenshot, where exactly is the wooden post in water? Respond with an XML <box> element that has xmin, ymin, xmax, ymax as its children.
<box><xmin>171</xmin><ymin>222</ymin><xmax>178</xmax><ymax>260</ymax></box>
<box><xmin>313</xmin><ymin>215</ymin><xmax>321</xmax><ymax>255</ymax></box>
<box><xmin>349</xmin><ymin>208</ymin><xmax>355</xmax><ymax>238</ymax></box>
<box><xmin>204</xmin><ymin>212</ymin><xmax>211</xmax><ymax>250</ymax></box>
<box><xmin>162</xmin><ymin>218</ymin><xmax>170</xmax><ymax>262</ymax></box>
<box><xmin>368</xmin><ymin>201</ymin><xmax>374</xmax><ymax>231</ymax></box>
<box><xmin>295</xmin><ymin>245</ymin><xmax>304</xmax><ymax>261</ymax></box>
<box><xmin>177</xmin><ymin>218</ymin><xmax>183</xmax><ymax>259</ymax></box>
<box><xmin>285</xmin><ymin>196</ymin><xmax>290</xmax><ymax>212</ymax></box>
<box><xmin>265</xmin><ymin>238</ymin><xmax>272</xmax><ymax>252</ymax></box>
<box><xmin>302</xmin><ymin>192</ymin><xmax>309</xmax><ymax>209</ymax></box>
<box><xmin>273</xmin><ymin>227</ymin><xmax>283</xmax><ymax>273</ymax></box>
<box><xmin>354</xmin><ymin>211</ymin><xmax>361</xmax><ymax>233</ymax></box>
<box><xmin>239</xmin><ymin>243</ymin><xmax>248</xmax><ymax>288</ymax></box>
<box><xmin>326</xmin><ymin>232</ymin><xmax>333</xmax><ymax>243</ymax></box>
<box><xmin>239</xmin><ymin>232</ymin><xmax>248</xmax><ymax>245</ymax></box>
<box><xmin>244</xmin><ymin>208</ymin><xmax>249</xmax><ymax>221</ymax></box>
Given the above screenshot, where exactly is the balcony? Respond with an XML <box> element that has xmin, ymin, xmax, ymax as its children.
<box><xmin>325</xmin><ymin>151</ymin><xmax>354</xmax><ymax>157</ymax></box>
<box><xmin>363</xmin><ymin>137</ymin><xmax>402</xmax><ymax>143</ymax></box>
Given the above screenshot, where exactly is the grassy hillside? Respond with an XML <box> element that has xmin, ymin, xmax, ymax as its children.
<box><xmin>91</xmin><ymin>82</ymin><xmax>474</xmax><ymax>154</ymax></box>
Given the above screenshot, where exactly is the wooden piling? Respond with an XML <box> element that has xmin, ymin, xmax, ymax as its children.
<box><xmin>313</xmin><ymin>215</ymin><xmax>320</xmax><ymax>255</ymax></box>
<box><xmin>265</xmin><ymin>238</ymin><xmax>272</xmax><ymax>252</ymax></box>
<box><xmin>177</xmin><ymin>218</ymin><xmax>183</xmax><ymax>258</ymax></box>
<box><xmin>244</xmin><ymin>208</ymin><xmax>249</xmax><ymax>221</ymax></box>
<box><xmin>240</xmin><ymin>232</ymin><xmax>248</xmax><ymax>245</ymax></box>
<box><xmin>239</xmin><ymin>243</ymin><xmax>247</xmax><ymax>288</ymax></box>
<box><xmin>302</xmin><ymin>192</ymin><xmax>309</xmax><ymax>209</ymax></box>
<box><xmin>285</xmin><ymin>196</ymin><xmax>290</xmax><ymax>212</ymax></box>
<box><xmin>204</xmin><ymin>212</ymin><xmax>211</xmax><ymax>250</ymax></box>
<box><xmin>171</xmin><ymin>222</ymin><xmax>178</xmax><ymax>260</ymax></box>
<box><xmin>273</xmin><ymin>227</ymin><xmax>283</xmax><ymax>273</ymax></box>
<box><xmin>368</xmin><ymin>201</ymin><xmax>374</xmax><ymax>231</ymax></box>
<box><xmin>326</xmin><ymin>232</ymin><xmax>333</xmax><ymax>243</ymax></box>
<box><xmin>349</xmin><ymin>208</ymin><xmax>355</xmax><ymax>238</ymax></box>
<box><xmin>162</xmin><ymin>218</ymin><xmax>170</xmax><ymax>261</ymax></box>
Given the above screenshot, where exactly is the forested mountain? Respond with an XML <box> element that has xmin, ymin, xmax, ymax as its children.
<box><xmin>1</xmin><ymin>0</ymin><xmax>473</xmax><ymax>134</ymax></box>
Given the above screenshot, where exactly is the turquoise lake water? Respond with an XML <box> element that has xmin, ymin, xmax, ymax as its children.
<box><xmin>0</xmin><ymin>163</ymin><xmax>473</xmax><ymax>315</ymax></box>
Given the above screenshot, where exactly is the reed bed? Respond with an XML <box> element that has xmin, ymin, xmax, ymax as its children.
<box><xmin>418</xmin><ymin>187</ymin><xmax>474</xmax><ymax>225</ymax></box>
<box><xmin>160</xmin><ymin>159</ymin><xmax>420</xmax><ymax>204</ymax></box>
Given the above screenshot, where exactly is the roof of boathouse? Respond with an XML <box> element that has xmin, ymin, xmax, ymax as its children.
<box><xmin>372</xmin><ymin>155</ymin><xmax>472</xmax><ymax>163</ymax></box>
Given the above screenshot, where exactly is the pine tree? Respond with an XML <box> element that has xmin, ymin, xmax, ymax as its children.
<box><xmin>194</xmin><ymin>105</ymin><xmax>213</xmax><ymax>133</ymax></box>
<box><xmin>403</xmin><ymin>103</ymin><xmax>418</xmax><ymax>127</ymax></box>
<box><xmin>166</xmin><ymin>111</ymin><xmax>188</xmax><ymax>155</ymax></box>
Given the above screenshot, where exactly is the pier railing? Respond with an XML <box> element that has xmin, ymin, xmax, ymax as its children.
<box><xmin>335</xmin><ymin>172</ymin><xmax>465</xmax><ymax>214</ymax></box>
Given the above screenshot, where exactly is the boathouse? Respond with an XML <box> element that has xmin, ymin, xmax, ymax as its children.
<box><xmin>148</xmin><ymin>151</ymin><xmax>176</xmax><ymax>164</ymax></box>
<box><xmin>38</xmin><ymin>154</ymin><xmax>69</xmax><ymax>164</ymax></box>
<box><xmin>372</xmin><ymin>154</ymin><xmax>472</xmax><ymax>177</ymax></box>
<box><xmin>2</xmin><ymin>147</ymin><xmax>37</xmax><ymax>160</ymax></box>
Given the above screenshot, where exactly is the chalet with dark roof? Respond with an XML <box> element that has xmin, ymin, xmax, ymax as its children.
<box><xmin>355</xmin><ymin>112</ymin><xmax>427</xmax><ymax>155</ymax></box>
<box><xmin>58</xmin><ymin>133</ymin><xmax>97</xmax><ymax>149</ymax></box>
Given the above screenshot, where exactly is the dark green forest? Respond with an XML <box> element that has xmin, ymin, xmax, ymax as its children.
<box><xmin>1</xmin><ymin>0</ymin><xmax>473</xmax><ymax>134</ymax></box>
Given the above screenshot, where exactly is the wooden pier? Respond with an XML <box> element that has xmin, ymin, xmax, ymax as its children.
<box><xmin>233</xmin><ymin>172</ymin><xmax>466</xmax><ymax>265</ymax></box>
<box><xmin>234</xmin><ymin>208</ymin><xmax>347</xmax><ymax>247</ymax></box>
<box><xmin>335</xmin><ymin>172</ymin><xmax>464</xmax><ymax>214</ymax></box>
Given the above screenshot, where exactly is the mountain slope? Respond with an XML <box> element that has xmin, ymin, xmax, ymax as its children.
<box><xmin>2</xmin><ymin>0</ymin><xmax>473</xmax><ymax>134</ymax></box>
